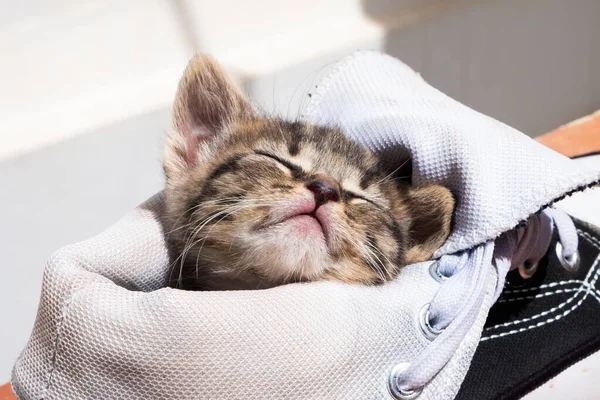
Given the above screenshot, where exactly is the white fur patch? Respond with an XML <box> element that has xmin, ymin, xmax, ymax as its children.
<box><xmin>289</xmin><ymin>151</ymin><xmax>314</xmax><ymax>172</ymax></box>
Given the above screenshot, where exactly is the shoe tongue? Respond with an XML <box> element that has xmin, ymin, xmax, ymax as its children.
<box><xmin>303</xmin><ymin>51</ymin><xmax>599</xmax><ymax>257</ymax></box>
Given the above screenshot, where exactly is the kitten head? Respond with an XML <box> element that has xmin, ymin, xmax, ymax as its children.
<box><xmin>164</xmin><ymin>55</ymin><xmax>454</xmax><ymax>290</ymax></box>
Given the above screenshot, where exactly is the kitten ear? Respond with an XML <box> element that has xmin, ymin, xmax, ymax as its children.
<box><xmin>404</xmin><ymin>185</ymin><xmax>455</xmax><ymax>264</ymax></box>
<box><xmin>165</xmin><ymin>55</ymin><xmax>252</xmax><ymax>176</ymax></box>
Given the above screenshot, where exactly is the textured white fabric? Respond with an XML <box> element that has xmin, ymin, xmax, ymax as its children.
<box><xmin>12</xmin><ymin>194</ymin><xmax>497</xmax><ymax>399</ymax></box>
<box><xmin>555</xmin><ymin>154</ymin><xmax>600</xmax><ymax>228</ymax></box>
<box><xmin>304</xmin><ymin>51</ymin><xmax>600</xmax><ymax>257</ymax></box>
<box><xmin>12</xmin><ymin>51</ymin><xmax>598</xmax><ymax>399</ymax></box>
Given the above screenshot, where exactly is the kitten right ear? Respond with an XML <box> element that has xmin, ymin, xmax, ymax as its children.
<box><xmin>404</xmin><ymin>185</ymin><xmax>455</xmax><ymax>264</ymax></box>
<box><xmin>165</xmin><ymin>55</ymin><xmax>252</xmax><ymax>178</ymax></box>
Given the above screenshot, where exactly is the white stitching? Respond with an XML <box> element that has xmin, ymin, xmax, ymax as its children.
<box><xmin>482</xmin><ymin>254</ymin><xmax>600</xmax><ymax>341</ymax></box>
<box><xmin>485</xmin><ymin>254</ymin><xmax>600</xmax><ymax>331</ymax></box>
<box><xmin>579</xmin><ymin>229</ymin><xmax>600</xmax><ymax>248</ymax></box>
<box><xmin>578</xmin><ymin>229</ymin><xmax>600</xmax><ymax>251</ymax></box>
<box><xmin>498</xmin><ymin>287</ymin><xmax>582</xmax><ymax>303</ymax></box>
<box><xmin>502</xmin><ymin>280</ymin><xmax>582</xmax><ymax>295</ymax></box>
<box><xmin>500</xmin><ymin>230</ymin><xmax>600</xmax><ymax>295</ymax></box>
<box><xmin>499</xmin><ymin>283</ymin><xmax>600</xmax><ymax>303</ymax></box>
<box><xmin>481</xmin><ymin>228</ymin><xmax>600</xmax><ymax>341</ymax></box>
<box><xmin>498</xmin><ymin>282</ymin><xmax>600</xmax><ymax>303</ymax></box>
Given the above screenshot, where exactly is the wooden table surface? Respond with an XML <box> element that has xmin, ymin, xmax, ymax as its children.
<box><xmin>1</xmin><ymin>111</ymin><xmax>598</xmax><ymax>399</ymax></box>
<box><xmin>537</xmin><ymin>110</ymin><xmax>600</xmax><ymax>157</ymax></box>
<box><xmin>0</xmin><ymin>384</ymin><xmax>14</xmax><ymax>400</ymax></box>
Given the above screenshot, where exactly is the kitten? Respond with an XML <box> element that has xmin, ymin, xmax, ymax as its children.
<box><xmin>163</xmin><ymin>55</ymin><xmax>454</xmax><ymax>290</ymax></box>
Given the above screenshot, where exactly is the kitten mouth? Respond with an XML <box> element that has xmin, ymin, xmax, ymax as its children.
<box><xmin>258</xmin><ymin>210</ymin><xmax>328</xmax><ymax>240</ymax></box>
<box><xmin>265</xmin><ymin>211</ymin><xmax>321</xmax><ymax>228</ymax></box>
<box><xmin>281</xmin><ymin>212</ymin><xmax>327</xmax><ymax>239</ymax></box>
<box><xmin>290</xmin><ymin>212</ymin><xmax>324</xmax><ymax>228</ymax></box>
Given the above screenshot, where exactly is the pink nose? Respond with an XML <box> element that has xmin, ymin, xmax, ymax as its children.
<box><xmin>306</xmin><ymin>179</ymin><xmax>340</xmax><ymax>207</ymax></box>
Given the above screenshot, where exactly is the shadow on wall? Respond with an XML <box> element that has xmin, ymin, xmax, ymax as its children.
<box><xmin>0</xmin><ymin>108</ymin><xmax>169</xmax><ymax>381</ymax></box>
<box><xmin>361</xmin><ymin>0</ymin><xmax>600</xmax><ymax>137</ymax></box>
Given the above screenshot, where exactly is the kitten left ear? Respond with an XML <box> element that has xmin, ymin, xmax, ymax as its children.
<box><xmin>404</xmin><ymin>185</ymin><xmax>455</xmax><ymax>264</ymax></box>
<box><xmin>165</xmin><ymin>55</ymin><xmax>253</xmax><ymax>179</ymax></box>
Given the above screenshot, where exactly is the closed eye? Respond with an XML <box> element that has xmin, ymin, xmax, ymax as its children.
<box><xmin>254</xmin><ymin>151</ymin><xmax>305</xmax><ymax>177</ymax></box>
<box><xmin>345</xmin><ymin>190</ymin><xmax>384</xmax><ymax>209</ymax></box>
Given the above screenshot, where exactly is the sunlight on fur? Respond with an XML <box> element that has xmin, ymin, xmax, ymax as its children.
<box><xmin>163</xmin><ymin>55</ymin><xmax>455</xmax><ymax>290</ymax></box>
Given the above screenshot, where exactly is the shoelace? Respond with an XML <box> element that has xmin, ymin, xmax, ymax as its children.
<box><xmin>389</xmin><ymin>207</ymin><xmax>580</xmax><ymax>398</ymax></box>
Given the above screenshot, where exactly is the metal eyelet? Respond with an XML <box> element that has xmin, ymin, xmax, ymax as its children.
<box><xmin>419</xmin><ymin>303</ymin><xmax>443</xmax><ymax>341</ymax></box>
<box><xmin>428</xmin><ymin>261</ymin><xmax>447</xmax><ymax>283</ymax></box>
<box><xmin>518</xmin><ymin>260</ymin><xmax>538</xmax><ymax>280</ymax></box>
<box><xmin>556</xmin><ymin>241</ymin><xmax>580</xmax><ymax>272</ymax></box>
<box><xmin>388</xmin><ymin>363</ymin><xmax>423</xmax><ymax>400</ymax></box>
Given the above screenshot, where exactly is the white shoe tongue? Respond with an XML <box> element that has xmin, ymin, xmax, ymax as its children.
<box><xmin>303</xmin><ymin>51</ymin><xmax>600</xmax><ymax>256</ymax></box>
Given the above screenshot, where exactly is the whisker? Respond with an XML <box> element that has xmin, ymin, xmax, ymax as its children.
<box><xmin>336</xmin><ymin>224</ymin><xmax>389</xmax><ymax>282</ymax></box>
<box><xmin>193</xmin><ymin>202</ymin><xmax>272</xmax><ymax>280</ymax></box>
<box><xmin>166</xmin><ymin>196</ymin><xmax>251</xmax><ymax>236</ymax></box>
<box><xmin>364</xmin><ymin>240</ymin><xmax>393</xmax><ymax>281</ymax></box>
<box><xmin>375</xmin><ymin>157</ymin><xmax>412</xmax><ymax>186</ymax></box>
<box><xmin>171</xmin><ymin>201</ymin><xmax>273</xmax><ymax>286</ymax></box>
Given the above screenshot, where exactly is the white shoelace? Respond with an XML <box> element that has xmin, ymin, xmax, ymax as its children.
<box><xmin>392</xmin><ymin>207</ymin><xmax>580</xmax><ymax>395</ymax></box>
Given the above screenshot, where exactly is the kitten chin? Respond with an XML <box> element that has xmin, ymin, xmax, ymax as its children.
<box><xmin>163</xmin><ymin>55</ymin><xmax>455</xmax><ymax>291</ymax></box>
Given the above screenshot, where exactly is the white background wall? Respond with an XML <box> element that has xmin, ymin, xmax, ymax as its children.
<box><xmin>1</xmin><ymin>0</ymin><xmax>599</xmax><ymax>393</ymax></box>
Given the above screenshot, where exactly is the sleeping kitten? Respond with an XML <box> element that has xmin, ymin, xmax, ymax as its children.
<box><xmin>163</xmin><ymin>55</ymin><xmax>454</xmax><ymax>290</ymax></box>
